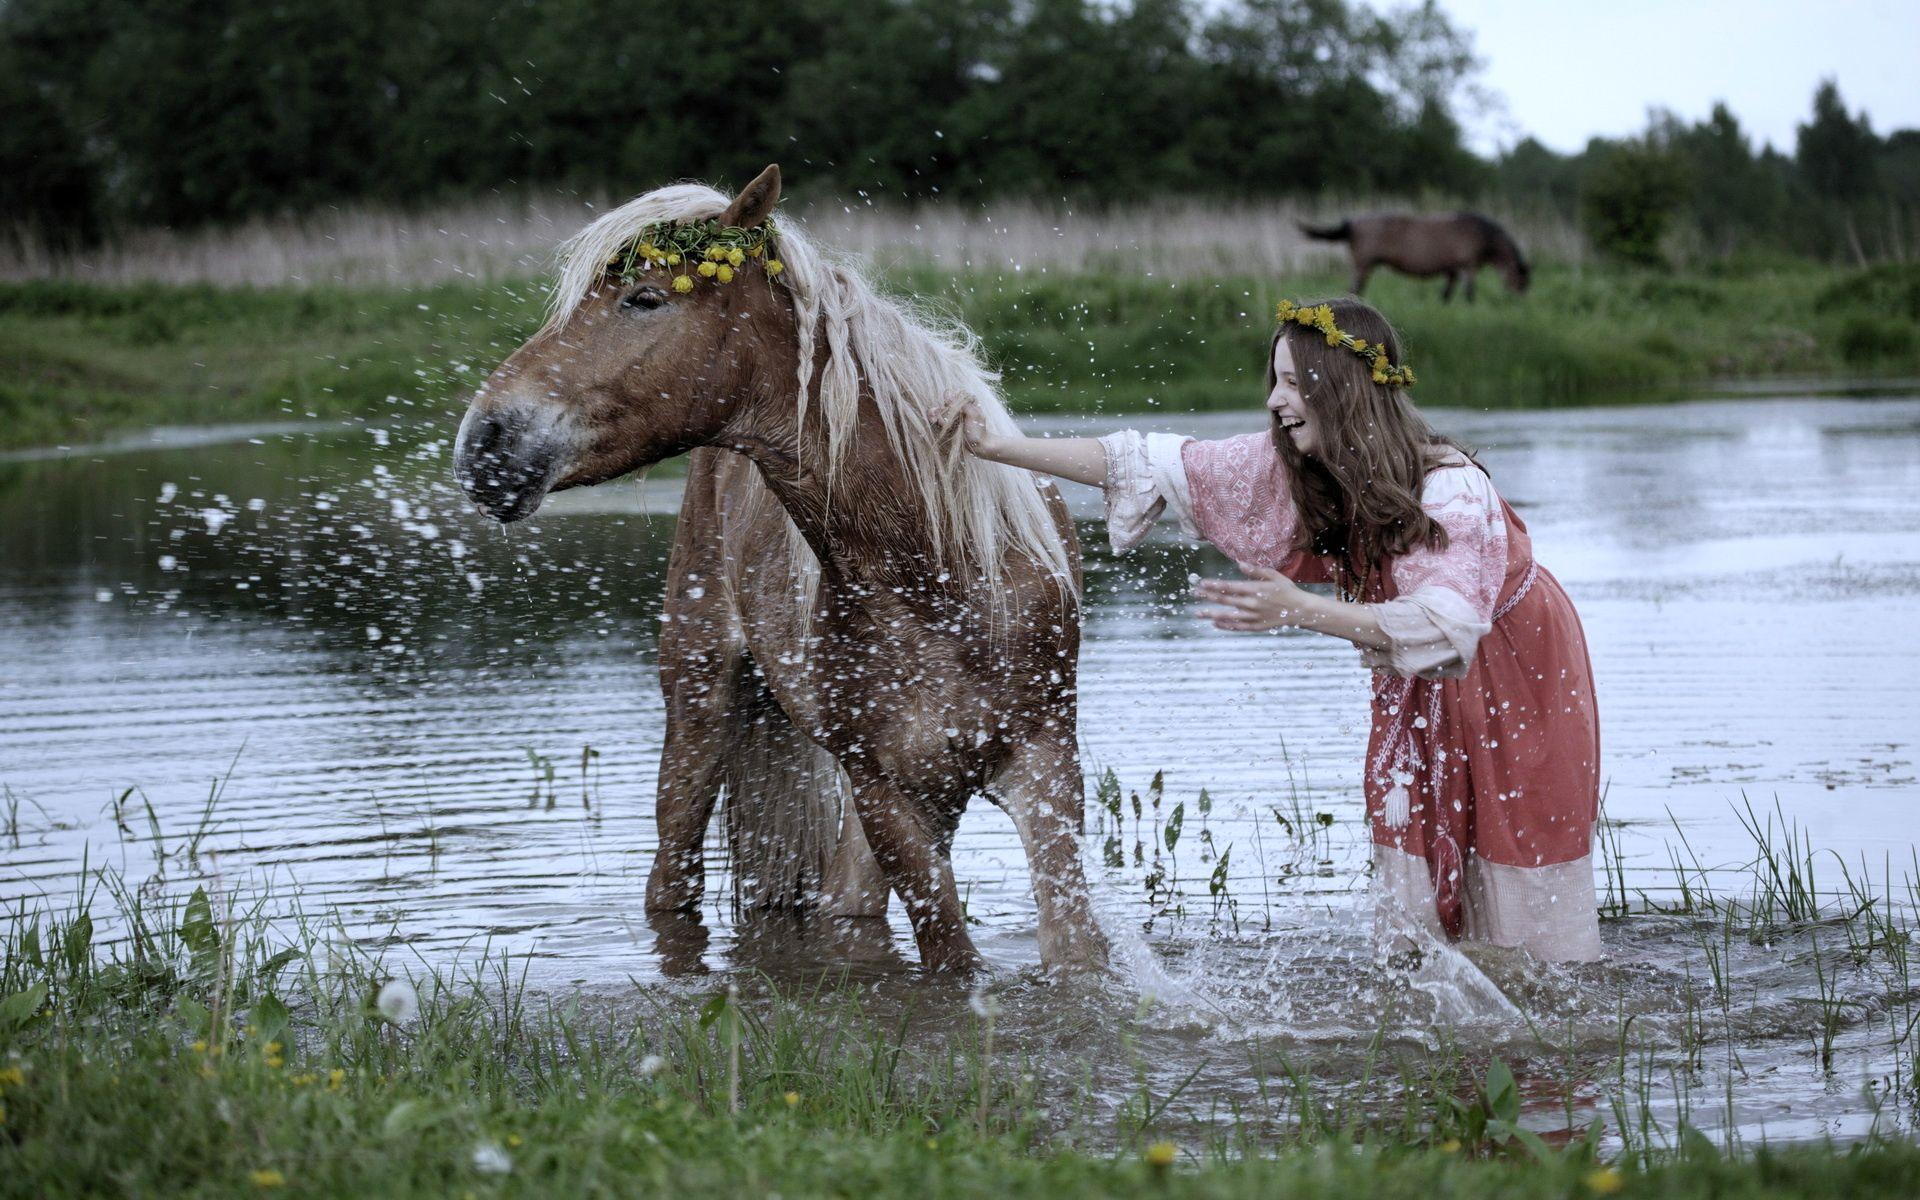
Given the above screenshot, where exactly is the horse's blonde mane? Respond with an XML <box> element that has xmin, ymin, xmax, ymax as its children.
<box><xmin>545</xmin><ymin>182</ymin><xmax>1074</xmax><ymax>595</ymax></box>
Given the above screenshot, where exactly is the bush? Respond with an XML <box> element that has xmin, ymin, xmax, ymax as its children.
<box><xmin>1836</xmin><ymin>314</ymin><xmax>1918</xmax><ymax>363</ymax></box>
<box><xmin>1581</xmin><ymin>144</ymin><xmax>1690</xmax><ymax>268</ymax></box>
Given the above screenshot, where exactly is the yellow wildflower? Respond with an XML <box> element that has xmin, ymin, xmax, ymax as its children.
<box><xmin>716</xmin><ymin>265</ymin><xmax>734</xmax><ymax>284</ymax></box>
<box><xmin>1275</xmin><ymin>300</ymin><xmax>1297</xmax><ymax>321</ymax></box>
<box><xmin>672</xmin><ymin>275</ymin><xmax>694</xmax><ymax>293</ymax></box>
<box><xmin>707</xmin><ymin>245</ymin><xmax>728</xmax><ymax>262</ymax></box>
<box><xmin>727</xmin><ymin>248</ymin><xmax>746</xmax><ymax>266</ymax></box>
<box><xmin>1144</xmin><ymin>1141</ymin><xmax>1177</xmax><ymax>1168</ymax></box>
<box><xmin>191</xmin><ymin>1040</ymin><xmax>208</xmax><ymax>1054</ymax></box>
<box><xmin>1352</xmin><ymin>337</ymin><xmax>1368</xmax><ymax>352</ymax></box>
<box><xmin>766</xmin><ymin>260</ymin><xmax>784</xmax><ymax>276</ymax></box>
<box><xmin>1436</xmin><ymin>1138</ymin><xmax>1461</xmax><ymax>1153</ymax></box>
<box><xmin>697</xmin><ymin>261</ymin><xmax>718</xmax><ymax>278</ymax></box>
<box><xmin>783</xmin><ymin>1091</ymin><xmax>800</xmax><ymax>1107</ymax></box>
<box><xmin>748</xmin><ymin>246</ymin><xmax>764</xmax><ymax>258</ymax></box>
<box><xmin>0</xmin><ymin>1066</ymin><xmax>25</xmax><ymax>1088</ymax></box>
<box><xmin>327</xmin><ymin>1068</ymin><xmax>347</xmax><ymax>1090</ymax></box>
<box><xmin>1584</xmin><ymin>1167</ymin><xmax>1624</xmax><ymax>1195</ymax></box>
<box><xmin>249</xmin><ymin>1168</ymin><xmax>286</xmax><ymax>1188</ymax></box>
<box><xmin>667</xmin><ymin>252</ymin><xmax>682</xmax><ymax>265</ymax></box>
<box><xmin>506</xmin><ymin>1133</ymin><xmax>524</xmax><ymax>1147</ymax></box>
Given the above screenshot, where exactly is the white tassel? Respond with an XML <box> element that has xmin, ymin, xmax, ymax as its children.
<box><xmin>1384</xmin><ymin>784</ymin><xmax>1411</xmax><ymax>829</ymax></box>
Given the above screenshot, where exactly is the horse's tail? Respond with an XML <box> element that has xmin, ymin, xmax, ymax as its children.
<box><xmin>720</xmin><ymin>658</ymin><xmax>848</xmax><ymax>911</ymax></box>
<box><xmin>1298</xmin><ymin>219</ymin><xmax>1352</xmax><ymax>242</ymax></box>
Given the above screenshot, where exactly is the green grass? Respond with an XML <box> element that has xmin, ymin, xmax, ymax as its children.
<box><xmin>4</xmin><ymin>879</ymin><xmax>1919</xmax><ymax>1200</ymax></box>
<box><xmin>2</xmin><ymin>261</ymin><xmax>1918</xmax><ymax>452</ymax></box>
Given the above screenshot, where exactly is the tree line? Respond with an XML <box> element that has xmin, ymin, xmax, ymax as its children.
<box><xmin>2</xmin><ymin>0</ymin><xmax>1915</xmax><ymax>267</ymax></box>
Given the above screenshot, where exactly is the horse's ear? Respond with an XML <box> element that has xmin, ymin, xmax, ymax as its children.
<box><xmin>722</xmin><ymin>164</ymin><xmax>781</xmax><ymax>228</ymax></box>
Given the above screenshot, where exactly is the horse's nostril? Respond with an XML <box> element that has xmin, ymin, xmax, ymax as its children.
<box><xmin>475</xmin><ymin>414</ymin><xmax>505</xmax><ymax>457</ymax></box>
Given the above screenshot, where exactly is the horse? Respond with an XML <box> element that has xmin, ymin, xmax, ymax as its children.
<box><xmin>1300</xmin><ymin>212</ymin><xmax>1530</xmax><ymax>302</ymax></box>
<box><xmin>452</xmin><ymin>164</ymin><xmax>1108</xmax><ymax>975</ymax></box>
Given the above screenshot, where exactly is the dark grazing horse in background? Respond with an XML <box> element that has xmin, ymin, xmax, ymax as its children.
<box><xmin>1301</xmin><ymin>212</ymin><xmax>1530</xmax><ymax>302</ymax></box>
<box><xmin>452</xmin><ymin>165</ymin><xmax>1108</xmax><ymax>975</ymax></box>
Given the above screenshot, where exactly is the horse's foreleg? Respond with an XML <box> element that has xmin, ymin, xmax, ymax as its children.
<box><xmin>845</xmin><ymin>761</ymin><xmax>980</xmax><ymax>972</ymax></box>
<box><xmin>1351</xmin><ymin>262</ymin><xmax>1374</xmax><ymax>295</ymax></box>
<box><xmin>993</xmin><ymin>738</ymin><xmax>1109</xmax><ymax>974</ymax></box>
<box><xmin>1440</xmin><ymin>272</ymin><xmax>1459</xmax><ymax>303</ymax></box>
<box><xmin>1464</xmin><ymin>270</ymin><xmax>1478</xmax><ymax>302</ymax></box>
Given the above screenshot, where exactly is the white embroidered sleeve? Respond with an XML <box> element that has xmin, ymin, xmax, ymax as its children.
<box><xmin>1362</xmin><ymin>464</ymin><xmax>1507</xmax><ymax>680</ymax></box>
<box><xmin>1098</xmin><ymin>431</ymin><xmax>1197</xmax><ymax>552</ymax></box>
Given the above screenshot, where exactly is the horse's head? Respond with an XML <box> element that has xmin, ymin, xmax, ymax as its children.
<box><xmin>1501</xmin><ymin>255</ymin><xmax>1532</xmax><ymax>294</ymax></box>
<box><xmin>454</xmin><ymin>166</ymin><xmax>791</xmax><ymax>523</ymax></box>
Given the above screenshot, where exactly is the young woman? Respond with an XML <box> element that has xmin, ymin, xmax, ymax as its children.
<box><xmin>938</xmin><ymin>297</ymin><xmax>1602</xmax><ymax>962</ymax></box>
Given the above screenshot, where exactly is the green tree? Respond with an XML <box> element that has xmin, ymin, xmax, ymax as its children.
<box><xmin>1796</xmin><ymin>78</ymin><xmax>1879</xmax><ymax>262</ymax></box>
<box><xmin>1580</xmin><ymin>139</ymin><xmax>1688</xmax><ymax>267</ymax></box>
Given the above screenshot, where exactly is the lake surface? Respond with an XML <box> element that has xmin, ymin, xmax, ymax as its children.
<box><xmin>4</xmin><ymin>384</ymin><xmax>1919</xmax><ymax>1145</ymax></box>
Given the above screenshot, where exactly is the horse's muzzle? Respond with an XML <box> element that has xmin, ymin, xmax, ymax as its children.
<box><xmin>453</xmin><ymin>408</ymin><xmax>558</xmax><ymax>524</ymax></box>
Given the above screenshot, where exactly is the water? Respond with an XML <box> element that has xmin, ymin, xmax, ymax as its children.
<box><xmin>4</xmin><ymin>384</ymin><xmax>1920</xmax><ymax>1144</ymax></box>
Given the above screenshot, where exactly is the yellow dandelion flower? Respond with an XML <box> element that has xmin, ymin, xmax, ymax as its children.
<box><xmin>697</xmin><ymin>261</ymin><xmax>718</xmax><ymax>278</ymax></box>
<box><xmin>1584</xmin><ymin>1167</ymin><xmax>1624</xmax><ymax>1195</ymax></box>
<box><xmin>1144</xmin><ymin>1141</ymin><xmax>1177</xmax><ymax>1168</ymax></box>
<box><xmin>667</xmin><ymin>252</ymin><xmax>682</xmax><ymax>265</ymax></box>
<box><xmin>249</xmin><ymin>1168</ymin><xmax>286</xmax><ymax>1188</ymax></box>
<box><xmin>327</xmin><ymin>1068</ymin><xmax>347</xmax><ymax>1090</ymax></box>
<box><xmin>506</xmin><ymin>1133</ymin><xmax>523</xmax><ymax>1147</ymax></box>
<box><xmin>766</xmin><ymin>260</ymin><xmax>784</xmax><ymax>276</ymax></box>
<box><xmin>672</xmin><ymin>275</ymin><xmax>694</xmax><ymax>293</ymax></box>
<box><xmin>727</xmin><ymin>248</ymin><xmax>745</xmax><ymax>267</ymax></box>
<box><xmin>1403</xmin><ymin>367</ymin><xmax>1417</xmax><ymax>385</ymax></box>
<box><xmin>716</xmin><ymin>265</ymin><xmax>734</xmax><ymax>283</ymax></box>
<box><xmin>1436</xmin><ymin>1138</ymin><xmax>1461</xmax><ymax>1153</ymax></box>
<box><xmin>1275</xmin><ymin>300</ymin><xmax>1297</xmax><ymax>321</ymax></box>
<box><xmin>748</xmin><ymin>246</ymin><xmax>764</xmax><ymax>258</ymax></box>
<box><xmin>783</xmin><ymin>1091</ymin><xmax>800</xmax><ymax>1107</ymax></box>
<box><xmin>707</xmin><ymin>245</ymin><xmax>728</xmax><ymax>262</ymax></box>
<box><xmin>191</xmin><ymin>1040</ymin><xmax>207</xmax><ymax>1054</ymax></box>
<box><xmin>1</xmin><ymin>1066</ymin><xmax>26</xmax><ymax>1088</ymax></box>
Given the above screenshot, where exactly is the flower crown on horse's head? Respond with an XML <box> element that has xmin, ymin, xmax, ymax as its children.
<box><xmin>1275</xmin><ymin>300</ymin><xmax>1416</xmax><ymax>388</ymax></box>
<box><xmin>606</xmin><ymin>217</ymin><xmax>783</xmax><ymax>295</ymax></box>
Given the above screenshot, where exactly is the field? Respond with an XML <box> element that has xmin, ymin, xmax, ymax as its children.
<box><xmin>4</xmin><ymin>260</ymin><xmax>1919</xmax><ymax>455</ymax></box>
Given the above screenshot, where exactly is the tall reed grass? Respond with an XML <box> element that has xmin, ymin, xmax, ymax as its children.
<box><xmin>0</xmin><ymin>194</ymin><xmax>1587</xmax><ymax>288</ymax></box>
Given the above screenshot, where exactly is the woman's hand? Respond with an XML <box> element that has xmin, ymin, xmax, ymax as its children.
<box><xmin>1194</xmin><ymin>562</ymin><xmax>1319</xmax><ymax>632</ymax></box>
<box><xmin>933</xmin><ymin>391</ymin><xmax>994</xmax><ymax>456</ymax></box>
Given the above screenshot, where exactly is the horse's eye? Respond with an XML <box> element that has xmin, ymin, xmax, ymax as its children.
<box><xmin>621</xmin><ymin>285</ymin><xmax>668</xmax><ymax>311</ymax></box>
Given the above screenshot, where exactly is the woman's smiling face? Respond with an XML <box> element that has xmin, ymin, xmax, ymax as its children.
<box><xmin>1267</xmin><ymin>335</ymin><xmax>1319</xmax><ymax>456</ymax></box>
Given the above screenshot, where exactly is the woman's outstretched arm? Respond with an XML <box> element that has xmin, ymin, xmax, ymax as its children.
<box><xmin>935</xmin><ymin>394</ymin><xmax>1108</xmax><ymax>487</ymax></box>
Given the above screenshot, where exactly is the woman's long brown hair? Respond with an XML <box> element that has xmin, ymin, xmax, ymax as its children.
<box><xmin>1267</xmin><ymin>298</ymin><xmax>1470</xmax><ymax>598</ymax></box>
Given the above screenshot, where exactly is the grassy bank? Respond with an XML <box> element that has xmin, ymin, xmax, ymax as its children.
<box><xmin>4</xmin><ymin>883</ymin><xmax>1919</xmax><ymax>1200</ymax></box>
<box><xmin>3</xmin><ymin>261</ymin><xmax>1918</xmax><ymax>453</ymax></box>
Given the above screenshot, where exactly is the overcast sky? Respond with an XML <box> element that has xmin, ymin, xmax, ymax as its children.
<box><xmin>1431</xmin><ymin>0</ymin><xmax>1920</xmax><ymax>155</ymax></box>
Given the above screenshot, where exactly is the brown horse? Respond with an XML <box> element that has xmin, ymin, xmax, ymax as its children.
<box><xmin>1301</xmin><ymin>212</ymin><xmax>1530</xmax><ymax>301</ymax></box>
<box><xmin>452</xmin><ymin>165</ymin><xmax>1108</xmax><ymax>974</ymax></box>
